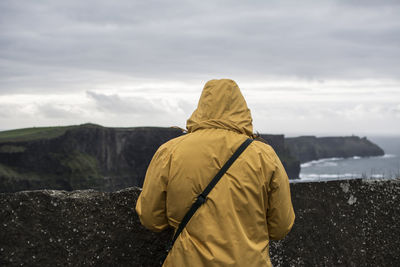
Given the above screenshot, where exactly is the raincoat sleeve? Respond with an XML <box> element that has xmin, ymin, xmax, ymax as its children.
<box><xmin>135</xmin><ymin>144</ymin><xmax>170</xmax><ymax>232</ymax></box>
<box><xmin>267</xmin><ymin>154</ymin><xmax>295</xmax><ymax>240</ymax></box>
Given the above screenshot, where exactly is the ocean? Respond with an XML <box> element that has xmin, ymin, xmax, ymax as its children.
<box><xmin>294</xmin><ymin>135</ymin><xmax>400</xmax><ymax>183</ymax></box>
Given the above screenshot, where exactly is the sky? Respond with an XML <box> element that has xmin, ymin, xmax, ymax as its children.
<box><xmin>1</xmin><ymin>0</ymin><xmax>399</xmax><ymax>136</ymax></box>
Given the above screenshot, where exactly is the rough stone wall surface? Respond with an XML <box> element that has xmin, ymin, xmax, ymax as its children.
<box><xmin>1</xmin><ymin>179</ymin><xmax>399</xmax><ymax>266</ymax></box>
<box><xmin>271</xmin><ymin>178</ymin><xmax>399</xmax><ymax>266</ymax></box>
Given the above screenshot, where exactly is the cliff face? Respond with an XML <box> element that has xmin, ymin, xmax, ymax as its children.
<box><xmin>260</xmin><ymin>134</ymin><xmax>300</xmax><ymax>179</ymax></box>
<box><xmin>0</xmin><ymin>124</ymin><xmax>299</xmax><ymax>193</ymax></box>
<box><xmin>1</xmin><ymin>124</ymin><xmax>385</xmax><ymax>193</ymax></box>
<box><xmin>1</xmin><ymin>178</ymin><xmax>399</xmax><ymax>266</ymax></box>
<box><xmin>286</xmin><ymin>136</ymin><xmax>384</xmax><ymax>163</ymax></box>
<box><xmin>0</xmin><ymin>125</ymin><xmax>183</xmax><ymax>192</ymax></box>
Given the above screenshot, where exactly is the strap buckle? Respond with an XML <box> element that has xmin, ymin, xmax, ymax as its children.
<box><xmin>196</xmin><ymin>194</ymin><xmax>207</xmax><ymax>205</ymax></box>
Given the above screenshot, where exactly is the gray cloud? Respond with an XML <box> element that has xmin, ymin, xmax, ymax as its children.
<box><xmin>1</xmin><ymin>0</ymin><xmax>400</xmax><ymax>94</ymax></box>
<box><xmin>86</xmin><ymin>90</ymin><xmax>162</xmax><ymax>114</ymax></box>
<box><xmin>1</xmin><ymin>0</ymin><xmax>400</xmax><ymax>135</ymax></box>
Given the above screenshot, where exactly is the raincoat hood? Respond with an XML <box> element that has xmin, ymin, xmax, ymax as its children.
<box><xmin>186</xmin><ymin>79</ymin><xmax>253</xmax><ymax>137</ymax></box>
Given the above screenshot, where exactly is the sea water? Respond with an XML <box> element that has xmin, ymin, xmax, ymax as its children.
<box><xmin>294</xmin><ymin>136</ymin><xmax>400</xmax><ymax>183</ymax></box>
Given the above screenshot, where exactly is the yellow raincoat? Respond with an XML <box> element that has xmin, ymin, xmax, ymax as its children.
<box><xmin>136</xmin><ymin>79</ymin><xmax>295</xmax><ymax>266</ymax></box>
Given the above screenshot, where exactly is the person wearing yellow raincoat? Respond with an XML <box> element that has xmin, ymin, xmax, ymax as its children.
<box><xmin>136</xmin><ymin>79</ymin><xmax>295</xmax><ymax>266</ymax></box>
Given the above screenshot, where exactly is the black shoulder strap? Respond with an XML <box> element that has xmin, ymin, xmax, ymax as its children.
<box><xmin>168</xmin><ymin>138</ymin><xmax>253</xmax><ymax>251</ymax></box>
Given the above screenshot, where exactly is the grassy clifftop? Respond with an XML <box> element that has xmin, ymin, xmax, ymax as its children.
<box><xmin>0</xmin><ymin>125</ymin><xmax>74</xmax><ymax>143</ymax></box>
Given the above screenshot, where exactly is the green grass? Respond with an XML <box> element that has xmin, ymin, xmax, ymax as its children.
<box><xmin>0</xmin><ymin>151</ymin><xmax>102</xmax><ymax>191</ymax></box>
<box><xmin>0</xmin><ymin>145</ymin><xmax>26</xmax><ymax>153</ymax></box>
<box><xmin>54</xmin><ymin>151</ymin><xmax>102</xmax><ymax>189</ymax></box>
<box><xmin>0</xmin><ymin>126</ymin><xmax>74</xmax><ymax>143</ymax></box>
<box><xmin>0</xmin><ymin>123</ymin><xmax>106</xmax><ymax>143</ymax></box>
<box><xmin>60</xmin><ymin>151</ymin><xmax>100</xmax><ymax>175</ymax></box>
<box><xmin>0</xmin><ymin>123</ymin><xmax>169</xmax><ymax>143</ymax></box>
<box><xmin>0</xmin><ymin>163</ymin><xmax>21</xmax><ymax>178</ymax></box>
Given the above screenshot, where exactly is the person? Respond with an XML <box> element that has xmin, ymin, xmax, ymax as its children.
<box><xmin>136</xmin><ymin>79</ymin><xmax>295</xmax><ymax>266</ymax></box>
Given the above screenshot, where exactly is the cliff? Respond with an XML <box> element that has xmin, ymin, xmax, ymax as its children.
<box><xmin>0</xmin><ymin>124</ymin><xmax>300</xmax><ymax>193</ymax></box>
<box><xmin>260</xmin><ymin>134</ymin><xmax>300</xmax><ymax>179</ymax></box>
<box><xmin>1</xmin><ymin>178</ymin><xmax>398</xmax><ymax>266</ymax></box>
<box><xmin>1</xmin><ymin>124</ymin><xmax>385</xmax><ymax>193</ymax></box>
<box><xmin>0</xmin><ymin>124</ymin><xmax>183</xmax><ymax>193</ymax></box>
<box><xmin>286</xmin><ymin>135</ymin><xmax>384</xmax><ymax>163</ymax></box>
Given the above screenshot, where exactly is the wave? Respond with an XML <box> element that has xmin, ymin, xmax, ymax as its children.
<box><xmin>301</xmin><ymin>154</ymin><xmax>397</xmax><ymax>168</ymax></box>
<box><xmin>301</xmin><ymin>157</ymin><xmax>343</xmax><ymax>168</ymax></box>
<box><xmin>356</xmin><ymin>154</ymin><xmax>396</xmax><ymax>159</ymax></box>
<box><xmin>292</xmin><ymin>173</ymin><xmax>393</xmax><ymax>183</ymax></box>
<box><xmin>299</xmin><ymin>173</ymin><xmax>361</xmax><ymax>180</ymax></box>
<box><xmin>381</xmin><ymin>154</ymin><xmax>397</xmax><ymax>158</ymax></box>
<box><xmin>370</xmin><ymin>174</ymin><xmax>385</xmax><ymax>178</ymax></box>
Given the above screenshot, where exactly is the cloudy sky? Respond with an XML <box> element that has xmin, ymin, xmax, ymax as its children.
<box><xmin>1</xmin><ymin>0</ymin><xmax>399</xmax><ymax>136</ymax></box>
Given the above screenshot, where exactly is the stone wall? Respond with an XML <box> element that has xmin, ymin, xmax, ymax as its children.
<box><xmin>1</xmin><ymin>178</ymin><xmax>399</xmax><ymax>266</ymax></box>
